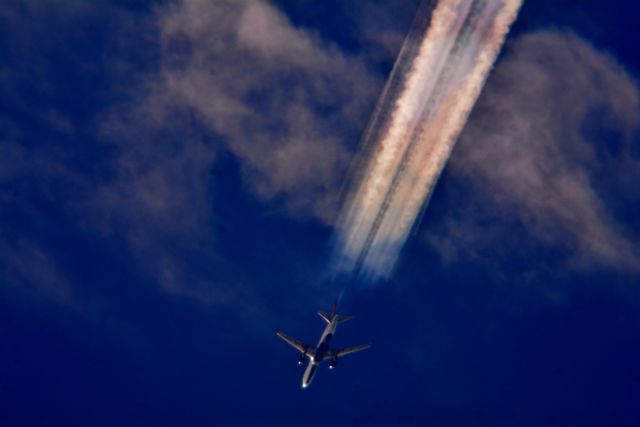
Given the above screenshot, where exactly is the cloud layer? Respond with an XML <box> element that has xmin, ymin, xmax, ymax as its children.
<box><xmin>2</xmin><ymin>1</ymin><xmax>639</xmax><ymax>311</ymax></box>
<box><xmin>92</xmin><ymin>0</ymin><xmax>383</xmax><ymax>301</ymax></box>
<box><xmin>104</xmin><ymin>0</ymin><xmax>381</xmax><ymax>223</ymax></box>
<box><xmin>428</xmin><ymin>30</ymin><xmax>640</xmax><ymax>273</ymax></box>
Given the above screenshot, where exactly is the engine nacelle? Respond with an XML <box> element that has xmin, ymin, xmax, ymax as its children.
<box><xmin>329</xmin><ymin>357</ymin><xmax>338</xmax><ymax>369</ymax></box>
<box><xmin>297</xmin><ymin>354</ymin><xmax>305</xmax><ymax>365</ymax></box>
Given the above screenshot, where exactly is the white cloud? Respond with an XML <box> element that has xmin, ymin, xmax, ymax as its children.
<box><xmin>92</xmin><ymin>0</ymin><xmax>382</xmax><ymax>300</ymax></box>
<box><xmin>143</xmin><ymin>0</ymin><xmax>380</xmax><ymax>222</ymax></box>
<box><xmin>4</xmin><ymin>0</ymin><xmax>638</xmax><ymax>311</ymax></box>
<box><xmin>427</xmin><ymin>30</ymin><xmax>640</xmax><ymax>273</ymax></box>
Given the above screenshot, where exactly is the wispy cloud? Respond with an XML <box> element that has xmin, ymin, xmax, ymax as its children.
<box><xmin>2</xmin><ymin>0</ymin><xmax>638</xmax><ymax>313</ymax></box>
<box><xmin>1</xmin><ymin>240</ymin><xmax>74</xmax><ymax>307</ymax></box>
<box><xmin>92</xmin><ymin>0</ymin><xmax>382</xmax><ymax>301</ymax></box>
<box><xmin>1</xmin><ymin>0</ymin><xmax>380</xmax><ymax>309</ymax></box>
<box><xmin>427</xmin><ymin>30</ymin><xmax>640</xmax><ymax>273</ymax></box>
<box><xmin>103</xmin><ymin>0</ymin><xmax>381</xmax><ymax>223</ymax></box>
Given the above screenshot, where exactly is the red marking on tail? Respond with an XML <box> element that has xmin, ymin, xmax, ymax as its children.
<box><xmin>331</xmin><ymin>300</ymin><xmax>337</xmax><ymax>315</ymax></box>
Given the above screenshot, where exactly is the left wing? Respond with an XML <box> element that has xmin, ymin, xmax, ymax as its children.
<box><xmin>332</xmin><ymin>344</ymin><xmax>371</xmax><ymax>358</ymax></box>
<box><xmin>276</xmin><ymin>331</ymin><xmax>313</xmax><ymax>355</ymax></box>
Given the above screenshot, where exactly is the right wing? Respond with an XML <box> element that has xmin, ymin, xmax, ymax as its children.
<box><xmin>333</xmin><ymin>344</ymin><xmax>371</xmax><ymax>358</ymax></box>
<box><xmin>276</xmin><ymin>331</ymin><xmax>313</xmax><ymax>355</ymax></box>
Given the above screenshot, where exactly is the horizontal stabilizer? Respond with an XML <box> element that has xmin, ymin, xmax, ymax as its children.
<box><xmin>318</xmin><ymin>311</ymin><xmax>332</xmax><ymax>324</ymax></box>
<box><xmin>336</xmin><ymin>315</ymin><xmax>354</xmax><ymax>324</ymax></box>
<box><xmin>332</xmin><ymin>344</ymin><xmax>371</xmax><ymax>358</ymax></box>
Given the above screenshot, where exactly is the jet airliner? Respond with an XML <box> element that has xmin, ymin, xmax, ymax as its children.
<box><xmin>276</xmin><ymin>304</ymin><xmax>371</xmax><ymax>388</ymax></box>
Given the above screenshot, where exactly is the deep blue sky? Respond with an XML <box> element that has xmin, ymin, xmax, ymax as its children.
<box><xmin>1</xmin><ymin>1</ymin><xmax>639</xmax><ymax>426</ymax></box>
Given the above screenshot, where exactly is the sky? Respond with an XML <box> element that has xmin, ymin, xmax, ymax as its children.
<box><xmin>1</xmin><ymin>1</ymin><xmax>639</xmax><ymax>426</ymax></box>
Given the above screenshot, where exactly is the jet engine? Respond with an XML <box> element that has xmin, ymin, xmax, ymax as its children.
<box><xmin>329</xmin><ymin>357</ymin><xmax>338</xmax><ymax>369</ymax></box>
<box><xmin>297</xmin><ymin>354</ymin><xmax>305</xmax><ymax>365</ymax></box>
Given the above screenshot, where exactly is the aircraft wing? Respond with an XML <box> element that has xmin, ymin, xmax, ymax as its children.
<box><xmin>332</xmin><ymin>344</ymin><xmax>371</xmax><ymax>358</ymax></box>
<box><xmin>276</xmin><ymin>331</ymin><xmax>313</xmax><ymax>355</ymax></box>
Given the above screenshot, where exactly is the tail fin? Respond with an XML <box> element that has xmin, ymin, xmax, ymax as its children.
<box><xmin>320</xmin><ymin>300</ymin><xmax>353</xmax><ymax>324</ymax></box>
<box><xmin>318</xmin><ymin>311</ymin><xmax>332</xmax><ymax>324</ymax></box>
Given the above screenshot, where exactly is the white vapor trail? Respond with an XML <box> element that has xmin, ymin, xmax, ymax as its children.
<box><xmin>330</xmin><ymin>0</ymin><xmax>522</xmax><ymax>283</ymax></box>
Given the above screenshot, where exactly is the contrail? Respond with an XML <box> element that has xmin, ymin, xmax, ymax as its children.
<box><xmin>330</xmin><ymin>0</ymin><xmax>522</xmax><ymax>285</ymax></box>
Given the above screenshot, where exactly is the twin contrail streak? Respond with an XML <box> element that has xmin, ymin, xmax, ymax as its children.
<box><xmin>330</xmin><ymin>0</ymin><xmax>522</xmax><ymax>284</ymax></box>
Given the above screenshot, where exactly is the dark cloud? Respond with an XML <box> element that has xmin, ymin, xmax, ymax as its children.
<box><xmin>0</xmin><ymin>0</ymin><xmax>381</xmax><ymax>308</ymax></box>
<box><xmin>0</xmin><ymin>240</ymin><xmax>74</xmax><ymax>307</ymax></box>
<box><xmin>426</xmin><ymin>30</ymin><xmax>640</xmax><ymax>274</ymax></box>
<box><xmin>91</xmin><ymin>0</ymin><xmax>383</xmax><ymax>302</ymax></box>
<box><xmin>2</xmin><ymin>0</ymin><xmax>639</xmax><ymax>312</ymax></box>
<box><xmin>350</xmin><ymin>0</ymin><xmax>422</xmax><ymax>66</ymax></box>
<box><xmin>104</xmin><ymin>0</ymin><xmax>381</xmax><ymax>224</ymax></box>
<box><xmin>0</xmin><ymin>139</ymin><xmax>88</xmax><ymax>308</ymax></box>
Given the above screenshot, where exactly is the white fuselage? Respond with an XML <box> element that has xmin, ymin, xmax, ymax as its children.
<box><xmin>301</xmin><ymin>316</ymin><xmax>338</xmax><ymax>388</ymax></box>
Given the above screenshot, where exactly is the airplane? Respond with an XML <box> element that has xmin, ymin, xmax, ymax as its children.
<box><xmin>276</xmin><ymin>303</ymin><xmax>371</xmax><ymax>388</ymax></box>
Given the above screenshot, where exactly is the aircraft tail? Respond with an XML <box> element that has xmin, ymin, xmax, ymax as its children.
<box><xmin>318</xmin><ymin>311</ymin><xmax>354</xmax><ymax>324</ymax></box>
